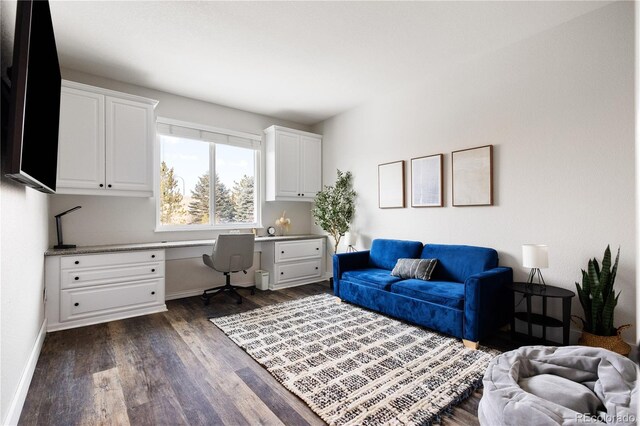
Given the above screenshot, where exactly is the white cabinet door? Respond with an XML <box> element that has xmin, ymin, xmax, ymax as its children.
<box><xmin>275</xmin><ymin>131</ymin><xmax>301</xmax><ymax>197</ymax></box>
<box><xmin>300</xmin><ymin>135</ymin><xmax>322</xmax><ymax>199</ymax></box>
<box><xmin>56</xmin><ymin>87</ymin><xmax>105</xmax><ymax>190</ymax></box>
<box><xmin>105</xmin><ymin>97</ymin><xmax>154</xmax><ymax>193</ymax></box>
<box><xmin>264</xmin><ymin>125</ymin><xmax>322</xmax><ymax>202</ymax></box>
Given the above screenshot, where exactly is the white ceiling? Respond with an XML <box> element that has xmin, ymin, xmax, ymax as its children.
<box><xmin>15</xmin><ymin>1</ymin><xmax>613</xmax><ymax>124</ymax></box>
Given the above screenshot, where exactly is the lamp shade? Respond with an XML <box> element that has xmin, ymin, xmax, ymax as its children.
<box><xmin>344</xmin><ymin>232</ymin><xmax>356</xmax><ymax>246</ymax></box>
<box><xmin>522</xmin><ymin>244</ymin><xmax>548</xmax><ymax>268</ymax></box>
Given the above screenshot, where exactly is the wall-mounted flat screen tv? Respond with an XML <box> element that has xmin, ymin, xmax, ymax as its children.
<box><xmin>4</xmin><ymin>0</ymin><xmax>61</xmax><ymax>193</ymax></box>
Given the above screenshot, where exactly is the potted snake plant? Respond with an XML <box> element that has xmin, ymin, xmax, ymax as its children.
<box><xmin>574</xmin><ymin>246</ymin><xmax>631</xmax><ymax>355</ymax></box>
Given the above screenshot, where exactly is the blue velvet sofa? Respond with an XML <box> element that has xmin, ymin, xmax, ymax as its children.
<box><xmin>333</xmin><ymin>239</ymin><xmax>513</xmax><ymax>346</ymax></box>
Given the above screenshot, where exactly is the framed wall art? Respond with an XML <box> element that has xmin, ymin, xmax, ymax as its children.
<box><xmin>411</xmin><ymin>154</ymin><xmax>443</xmax><ymax>207</ymax></box>
<box><xmin>452</xmin><ymin>145</ymin><xmax>493</xmax><ymax>206</ymax></box>
<box><xmin>378</xmin><ymin>160</ymin><xmax>405</xmax><ymax>209</ymax></box>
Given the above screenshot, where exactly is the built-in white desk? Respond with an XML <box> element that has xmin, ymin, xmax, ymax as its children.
<box><xmin>44</xmin><ymin>235</ymin><xmax>328</xmax><ymax>331</ymax></box>
<box><xmin>44</xmin><ymin>234</ymin><xmax>323</xmax><ymax>256</ymax></box>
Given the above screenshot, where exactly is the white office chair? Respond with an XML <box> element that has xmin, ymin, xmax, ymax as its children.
<box><xmin>201</xmin><ymin>233</ymin><xmax>255</xmax><ymax>305</ymax></box>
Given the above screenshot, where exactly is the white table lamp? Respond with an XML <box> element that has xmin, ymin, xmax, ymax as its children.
<box><xmin>522</xmin><ymin>244</ymin><xmax>548</xmax><ymax>287</ymax></box>
<box><xmin>344</xmin><ymin>232</ymin><xmax>356</xmax><ymax>252</ymax></box>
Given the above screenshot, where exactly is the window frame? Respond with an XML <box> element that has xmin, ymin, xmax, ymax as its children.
<box><xmin>154</xmin><ymin>117</ymin><xmax>263</xmax><ymax>232</ymax></box>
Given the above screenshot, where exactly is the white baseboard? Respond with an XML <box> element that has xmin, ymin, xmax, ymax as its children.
<box><xmin>165</xmin><ymin>285</ymin><xmax>256</xmax><ymax>301</ymax></box>
<box><xmin>165</xmin><ymin>276</ymin><xmax>332</xmax><ymax>301</ymax></box>
<box><xmin>3</xmin><ymin>318</ymin><xmax>47</xmax><ymax>426</ymax></box>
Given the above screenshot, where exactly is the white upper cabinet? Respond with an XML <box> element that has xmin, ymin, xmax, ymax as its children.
<box><xmin>265</xmin><ymin>126</ymin><xmax>322</xmax><ymax>202</ymax></box>
<box><xmin>57</xmin><ymin>87</ymin><xmax>105</xmax><ymax>190</ymax></box>
<box><xmin>56</xmin><ymin>80</ymin><xmax>158</xmax><ymax>197</ymax></box>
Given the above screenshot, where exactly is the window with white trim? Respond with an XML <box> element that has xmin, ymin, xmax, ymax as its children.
<box><xmin>156</xmin><ymin>119</ymin><xmax>261</xmax><ymax>230</ymax></box>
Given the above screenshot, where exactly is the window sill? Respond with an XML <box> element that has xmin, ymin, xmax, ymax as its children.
<box><xmin>155</xmin><ymin>223</ymin><xmax>262</xmax><ymax>233</ymax></box>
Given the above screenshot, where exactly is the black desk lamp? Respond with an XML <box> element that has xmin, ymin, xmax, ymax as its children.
<box><xmin>54</xmin><ymin>206</ymin><xmax>81</xmax><ymax>249</ymax></box>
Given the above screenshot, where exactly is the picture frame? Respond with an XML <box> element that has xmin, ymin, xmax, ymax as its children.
<box><xmin>411</xmin><ymin>154</ymin><xmax>443</xmax><ymax>207</ymax></box>
<box><xmin>378</xmin><ymin>160</ymin><xmax>405</xmax><ymax>209</ymax></box>
<box><xmin>452</xmin><ymin>145</ymin><xmax>493</xmax><ymax>206</ymax></box>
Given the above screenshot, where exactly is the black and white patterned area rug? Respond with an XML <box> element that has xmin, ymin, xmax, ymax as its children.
<box><xmin>210</xmin><ymin>294</ymin><xmax>499</xmax><ymax>425</ymax></box>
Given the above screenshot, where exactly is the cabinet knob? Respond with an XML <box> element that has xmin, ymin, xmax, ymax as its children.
<box><xmin>280</xmin><ymin>272</ymin><xmax>284</xmax><ymax>275</ymax></box>
<box><xmin>151</xmin><ymin>269</ymin><xmax>155</xmax><ymax>272</ymax></box>
<box><xmin>315</xmin><ymin>267</ymin><xmax>319</xmax><ymax>270</ymax></box>
<box><xmin>99</xmin><ymin>184</ymin><xmax>104</xmax><ymax>188</ymax></box>
<box><xmin>281</xmin><ymin>251</ymin><xmax>284</xmax><ymax>254</ymax></box>
<box><xmin>74</xmin><ymin>276</ymin><xmax>79</xmax><ymax>281</ymax></box>
<box><xmin>151</xmin><ymin>291</ymin><xmax>156</xmax><ymax>295</ymax></box>
<box><xmin>152</xmin><ymin>254</ymin><xmax>155</xmax><ymax>258</ymax></box>
<box><xmin>298</xmin><ymin>193</ymin><xmax>301</xmax><ymax>196</ymax></box>
<box><xmin>316</xmin><ymin>247</ymin><xmax>319</xmax><ymax>250</ymax></box>
<box><xmin>74</xmin><ymin>302</ymin><xmax>79</xmax><ymax>307</ymax></box>
<box><xmin>108</xmin><ymin>184</ymin><xmax>112</xmax><ymax>188</ymax></box>
<box><xmin>302</xmin><ymin>193</ymin><xmax>305</xmax><ymax>196</ymax></box>
<box><xmin>75</xmin><ymin>260</ymin><xmax>79</xmax><ymax>265</ymax></box>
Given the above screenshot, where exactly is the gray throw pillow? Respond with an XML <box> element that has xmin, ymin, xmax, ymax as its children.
<box><xmin>391</xmin><ymin>258</ymin><xmax>437</xmax><ymax>281</ymax></box>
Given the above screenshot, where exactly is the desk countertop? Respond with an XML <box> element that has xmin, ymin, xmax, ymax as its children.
<box><xmin>45</xmin><ymin>234</ymin><xmax>326</xmax><ymax>256</ymax></box>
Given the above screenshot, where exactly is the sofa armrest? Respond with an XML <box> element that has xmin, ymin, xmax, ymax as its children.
<box><xmin>463</xmin><ymin>267</ymin><xmax>513</xmax><ymax>342</ymax></box>
<box><xmin>332</xmin><ymin>251</ymin><xmax>370</xmax><ymax>297</ymax></box>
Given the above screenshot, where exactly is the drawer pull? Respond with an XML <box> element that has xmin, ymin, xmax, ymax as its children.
<box><xmin>280</xmin><ymin>272</ymin><xmax>284</xmax><ymax>275</ymax></box>
<box><xmin>74</xmin><ymin>276</ymin><xmax>79</xmax><ymax>281</ymax></box>
<box><xmin>75</xmin><ymin>260</ymin><xmax>79</xmax><ymax>265</ymax></box>
<box><xmin>316</xmin><ymin>247</ymin><xmax>319</xmax><ymax>250</ymax></box>
<box><xmin>281</xmin><ymin>251</ymin><xmax>285</xmax><ymax>254</ymax></box>
<box><xmin>302</xmin><ymin>193</ymin><xmax>304</xmax><ymax>196</ymax></box>
<box><xmin>315</xmin><ymin>267</ymin><xmax>319</xmax><ymax>270</ymax></box>
<box><xmin>108</xmin><ymin>184</ymin><xmax>112</xmax><ymax>188</ymax></box>
<box><xmin>99</xmin><ymin>184</ymin><xmax>104</xmax><ymax>188</ymax></box>
<box><xmin>151</xmin><ymin>269</ymin><xmax>156</xmax><ymax>272</ymax></box>
<box><xmin>151</xmin><ymin>291</ymin><xmax>156</xmax><ymax>295</ymax></box>
<box><xmin>74</xmin><ymin>302</ymin><xmax>79</xmax><ymax>307</ymax></box>
<box><xmin>151</xmin><ymin>254</ymin><xmax>155</xmax><ymax>258</ymax></box>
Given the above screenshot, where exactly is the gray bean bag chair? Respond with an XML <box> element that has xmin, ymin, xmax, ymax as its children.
<box><xmin>478</xmin><ymin>346</ymin><xmax>637</xmax><ymax>425</ymax></box>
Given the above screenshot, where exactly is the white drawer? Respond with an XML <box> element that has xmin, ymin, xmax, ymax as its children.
<box><xmin>60</xmin><ymin>250</ymin><xmax>164</xmax><ymax>270</ymax></box>
<box><xmin>275</xmin><ymin>259</ymin><xmax>322</xmax><ymax>283</ymax></box>
<box><xmin>60</xmin><ymin>278</ymin><xmax>163</xmax><ymax>322</ymax></box>
<box><xmin>61</xmin><ymin>262</ymin><xmax>164</xmax><ymax>289</ymax></box>
<box><xmin>275</xmin><ymin>239</ymin><xmax>323</xmax><ymax>263</ymax></box>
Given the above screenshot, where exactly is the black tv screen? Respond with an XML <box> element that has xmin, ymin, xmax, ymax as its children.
<box><xmin>5</xmin><ymin>0</ymin><xmax>61</xmax><ymax>193</ymax></box>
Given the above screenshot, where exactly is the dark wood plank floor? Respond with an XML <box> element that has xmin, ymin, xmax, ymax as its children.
<box><xmin>20</xmin><ymin>282</ymin><xmax>506</xmax><ymax>426</ymax></box>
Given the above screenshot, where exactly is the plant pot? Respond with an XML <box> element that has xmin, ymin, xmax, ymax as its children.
<box><xmin>578</xmin><ymin>325</ymin><xmax>631</xmax><ymax>356</ymax></box>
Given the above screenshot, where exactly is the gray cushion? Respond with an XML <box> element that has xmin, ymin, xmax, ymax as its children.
<box><xmin>478</xmin><ymin>346</ymin><xmax>638</xmax><ymax>426</ymax></box>
<box><xmin>391</xmin><ymin>258</ymin><xmax>437</xmax><ymax>281</ymax></box>
<box><xmin>519</xmin><ymin>374</ymin><xmax>603</xmax><ymax>415</ymax></box>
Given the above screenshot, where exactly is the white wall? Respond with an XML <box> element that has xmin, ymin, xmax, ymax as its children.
<box><xmin>0</xmin><ymin>181</ymin><xmax>48</xmax><ymax>425</ymax></box>
<box><xmin>315</xmin><ymin>2</ymin><xmax>636</xmax><ymax>343</ymax></box>
<box><xmin>49</xmin><ymin>69</ymin><xmax>315</xmax><ymax>247</ymax></box>
<box><xmin>1</xmin><ymin>1</ymin><xmax>50</xmax><ymax>423</ymax></box>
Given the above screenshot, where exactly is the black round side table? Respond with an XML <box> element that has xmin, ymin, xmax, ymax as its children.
<box><xmin>508</xmin><ymin>282</ymin><xmax>575</xmax><ymax>346</ymax></box>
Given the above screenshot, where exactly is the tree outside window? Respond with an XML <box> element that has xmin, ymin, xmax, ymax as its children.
<box><xmin>158</xmin><ymin>133</ymin><xmax>258</xmax><ymax>229</ymax></box>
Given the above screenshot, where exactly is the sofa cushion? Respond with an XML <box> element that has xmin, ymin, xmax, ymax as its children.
<box><xmin>369</xmin><ymin>239</ymin><xmax>424</xmax><ymax>271</ymax></box>
<box><xmin>421</xmin><ymin>244</ymin><xmax>498</xmax><ymax>283</ymax></box>
<box><xmin>390</xmin><ymin>279</ymin><xmax>465</xmax><ymax>309</ymax></box>
<box><xmin>342</xmin><ymin>268</ymin><xmax>402</xmax><ymax>291</ymax></box>
<box><xmin>391</xmin><ymin>258</ymin><xmax>437</xmax><ymax>281</ymax></box>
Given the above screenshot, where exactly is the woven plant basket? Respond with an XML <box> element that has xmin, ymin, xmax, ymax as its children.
<box><xmin>577</xmin><ymin>324</ymin><xmax>631</xmax><ymax>356</ymax></box>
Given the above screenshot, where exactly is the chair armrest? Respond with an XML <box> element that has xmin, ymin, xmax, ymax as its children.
<box><xmin>332</xmin><ymin>251</ymin><xmax>370</xmax><ymax>297</ymax></box>
<box><xmin>463</xmin><ymin>267</ymin><xmax>513</xmax><ymax>342</ymax></box>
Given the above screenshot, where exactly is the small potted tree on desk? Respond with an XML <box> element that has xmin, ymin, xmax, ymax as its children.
<box><xmin>574</xmin><ymin>246</ymin><xmax>631</xmax><ymax>356</ymax></box>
